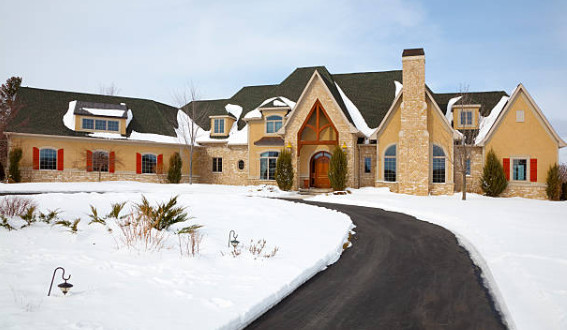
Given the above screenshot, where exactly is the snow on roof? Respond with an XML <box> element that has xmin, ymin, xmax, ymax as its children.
<box><xmin>129</xmin><ymin>131</ymin><xmax>180</xmax><ymax>144</ymax></box>
<box><xmin>335</xmin><ymin>82</ymin><xmax>374</xmax><ymax>137</ymax></box>
<box><xmin>394</xmin><ymin>81</ymin><xmax>403</xmax><ymax>97</ymax></box>
<box><xmin>475</xmin><ymin>96</ymin><xmax>510</xmax><ymax>144</ymax></box>
<box><xmin>244</xmin><ymin>109</ymin><xmax>262</xmax><ymax>119</ymax></box>
<box><xmin>227</xmin><ymin>124</ymin><xmax>248</xmax><ymax>145</ymax></box>
<box><xmin>88</xmin><ymin>132</ymin><xmax>126</xmax><ymax>139</ymax></box>
<box><xmin>445</xmin><ymin>96</ymin><xmax>462</xmax><ymax>123</ymax></box>
<box><xmin>63</xmin><ymin>101</ymin><xmax>77</xmax><ymax>131</ymax></box>
<box><xmin>82</xmin><ymin>108</ymin><xmax>127</xmax><ymax>118</ymax></box>
<box><xmin>126</xmin><ymin>109</ymin><xmax>133</xmax><ymax>127</ymax></box>
<box><xmin>225</xmin><ymin>104</ymin><xmax>243</xmax><ymax>121</ymax></box>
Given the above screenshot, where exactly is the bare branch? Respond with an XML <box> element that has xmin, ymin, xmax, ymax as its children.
<box><xmin>99</xmin><ymin>83</ymin><xmax>121</xmax><ymax>96</ymax></box>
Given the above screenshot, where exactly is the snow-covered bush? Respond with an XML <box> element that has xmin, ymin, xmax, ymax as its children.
<box><xmin>546</xmin><ymin>164</ymin><xmax>562</xmax><ymax>201</ymax></box>
<box><xmin>275</xmin><ymin>149</ymin><xmax>294</xmax><ymax>191</ymax></box>
<box><xmin>480</xmin><ymin>149</ymin><xmax>507</xmax><ymax>197</ymax></box>
<box><xmin>135</xmin><ymin>195</ymin><xmax>188</xmax><ymax>230</ymax></box>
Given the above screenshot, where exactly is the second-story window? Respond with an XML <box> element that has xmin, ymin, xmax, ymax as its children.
<box><xmin>266</xmin><ymin>115</ymin><xmax>283</xmax><ymax>133</ymax></box>
<box><xmin>214</xmin><ymin>119</ymin><xmax>225</xmax><ymax>134</ymax></box>
<box><xmin>460</xmin><ymin>110</ymin><xmax>473</xmax><ymax>127</ymax></box>
<box><xmin>95</xmin><ymin>120</ymin><xmax>107</xmax><ymax>130</ymax></box>
<box><xmin>108</xmin><ymin>121</ymin><xmax>119</xmax><ymax>131</ymax></box>
<box><xmin>82</xmin><ymin>118</ymin><xmax>94</xmax><ymax>129</ymax></box>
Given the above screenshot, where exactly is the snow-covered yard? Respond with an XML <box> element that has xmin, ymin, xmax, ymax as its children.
<box><xmin>0</xmin><ymin>183</ymin><xmax>352</xmax><ymax>330</ymax></box>
<box><xmin>308</xmin><ymin>188</ymin><xmax>567</xmax><ymax>330</ymax></box>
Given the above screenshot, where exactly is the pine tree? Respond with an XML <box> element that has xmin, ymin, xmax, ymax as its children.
<box><xmin>167</xmin><ymin>152</ymin><xmax>182</xmax><ymax>183</ymax></box>
<box><xmin>328</xmin><ymin>146</ymin><xmax>347</xmax><ymax>191</ymax></box>
<box><xmin>275</xmin><ymin>149</ymin><xmax>294</xmax><ymax>191</ymax></box>
<box><xmin>480</xmin><ymin>149</ymin><xmax>507</xmax><ymax>197</ymax></box>
<box><xmin>8</xmin><ymin>148</ymin><xmax>22</xmax><ymax>182</ymax></box>
<box><xmin>545</xmin><ymin>164</ymin><xmax>561</xmax><ymax>201</ymax></box>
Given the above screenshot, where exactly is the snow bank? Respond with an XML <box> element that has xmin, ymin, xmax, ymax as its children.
<box><xmin>335</xmin><ymin>83</ymin><xmax>374</xmax><ymax>137</ymax></box>
<box><xmin>308</xmin><ymin>188</ymin><xmax>567</xmax><ymax>330</ymax></box>
<box><xmin>62</xmin><ymin>101</ymin><xmax>77</xmax><ymax>131</ymax></box>
<box><xmin>445</xmin><ymin>96</ymin><xmax>462</xmax><ymax>123</ymax></box>
<box><xmin>476</xmin><ymin>96</ymin><xmax>509</xmax><ymax>144</ymax></box>
<box><xmin>394</xmin><ymin>81</ymin><xmax>403</xmax><ymax>97</ymax></box>
<box><xmin>0</xmin><ymin>183</ymin><xmax>353</xmax><ymax>330</ymax></box>
<box><xmin>225</xmin><ymin>104</ymin><xmax>243</xmax><ymax>121</ymax></box>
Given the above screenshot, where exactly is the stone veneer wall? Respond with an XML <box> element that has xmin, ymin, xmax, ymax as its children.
<box><xmin>501</xmin><ymin>183</ymin><xmax>547</xmax><ymax>200</ymax></box>
<box><xmin>454</xmin><ymin>146</ymin><xmax>484</xmax><ymax>194</ymax></box>
<box><xmin>195</xmin><ymin>145</ymin><xmax>248</xmax><ymax>185</ymax></box>
<box><xmin>375</xmin><ymin>181</ymin><xmax>399</xmax><ymax>192</ymax></box>
<box><xmin>22</xmin><ymin>168</ymin><xmax>180</xmax><ymax>183</ymax></box>
<box><xmin>358</xmin><ymin>145</ymin><xmax>376</xmax><ymax>187</ymax></box>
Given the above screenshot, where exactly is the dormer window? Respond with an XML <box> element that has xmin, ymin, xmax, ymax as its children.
<box><xmin>460</xmin><ymin>110</ymin><xmax>473</xmax><ymax>127</ymax></box>
<box><xmin>266</xmin><ymin>115</ymin><xmax>283</xmax><ymax>133</ymax></box>
<box><xmin>214</xmin><ymin>118</ymin><xmax>225</xmax><ymax>134</ymax></box>
<box><xmin>95</xmin><ymin>120</ymin><xmax>107</xmax><ymax>130</ymax></box>
<box><xmin>82</xmin><ymin>119</ymin><xmax>94</xmax><ymax>129</ymax></box>
<box><xmin>65</xmin><ymin>100</ymin><xmax>129</xmax><ymax>135</ymax></box>
<box><xmin>453</xmin><ymin>105</ymin><xmax>480</xmax><ymax>129</ymax></box>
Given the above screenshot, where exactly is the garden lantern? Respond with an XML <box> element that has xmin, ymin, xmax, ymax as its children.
<box><xmin>228</xmin><ymin>230</ymin><xmax>239</xmax><ymax>248</ymax></box>
<box><xmin>47</xmin><ymin>267</ymin><xmax>73</xmax><ymax>296</ymax></box>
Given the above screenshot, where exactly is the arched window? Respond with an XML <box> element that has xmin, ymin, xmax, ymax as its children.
<box><xmin>432</xmin><ymin>145</ymin><xmax>446</xmax><ymax>183</ymax></box>
<box><xmin>266</xmin><ymin>115</ymin><xmax>283</xmax><ymax>133</ymax></box>
<box><xmin>40</xmin><ymin>148</ymin><xmax>57</xmax><ymax>170</ymax></box>
<box><xmin>260</xmin><ymin>151</ymin><xmax>279</xmax><ymax>180</ymax></box>
<box><xmin>142</xmin><ymin>154</ymin><xmax>157</xmax><ymax>174</ymax></box>
<box><xmin>384</xmin><ymin>145</ymin><xmax>396</xmax><ymax>182</ymax></box>
<box><xmin>93</xmin><ymin>151</ymin><xmax>109</xmax><ymax>172</ymax></box>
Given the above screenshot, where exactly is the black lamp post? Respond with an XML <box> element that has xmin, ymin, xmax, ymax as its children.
<box><xmin>47</xmin><ymin>267</ymin><xmax>73</xmax><ymax>296</ymax></box>
<box><xmin>228</xmin><ymin>230</ymin><xmax>239</xmax><ymax>248</ymax></box>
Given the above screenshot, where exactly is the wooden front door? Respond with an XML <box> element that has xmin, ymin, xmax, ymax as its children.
<box><xmin>311</xmin><ymin>152</ymin><xmax>331</xmax><ymax>188</ymax></box>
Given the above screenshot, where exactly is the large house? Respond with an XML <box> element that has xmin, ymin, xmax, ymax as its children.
<box><xmin>6</xmin><ymin>48</ymin><xmax>565</xmax><ymax>199</ymax></box>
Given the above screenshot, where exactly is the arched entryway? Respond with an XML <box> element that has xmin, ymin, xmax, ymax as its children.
<box><xmin>310</xmin><ymin>151</ymin><xmax>331</xmax><ymax>188</ymax></box>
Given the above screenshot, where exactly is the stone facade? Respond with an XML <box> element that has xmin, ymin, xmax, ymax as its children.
<box><xmin>358</xmin><ymin>144</ymin><xmax>376</xmax><ymax>187</ymax></box>
<box><xmin>454</xmin><ymin>146</ymin><xmax>484</xmax><ymax>194</ymax></box>
<box><xmin>195</xmin><ymin>144</ymin><xmax>248</xmax><ymax>185</ymax></box>
<box><xmin>501</xmin><ymin>183</ymin><xmax>547</xmax><ymax>200</ymax></box>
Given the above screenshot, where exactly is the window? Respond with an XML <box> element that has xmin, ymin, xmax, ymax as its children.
<box><xmin>39</xmin><ymin>148</ymin><xmax>57</xmax><ymax>170</ymax></box>
<box><xmin>266</xmin><ymin>115</ymin><xmax>283</xmax><ymax>133</ymax></box>
<box><xmin>82</xmin><ymin>118</ymin><xmax>94</xmax><ymax>129</ymax></box>
<box><xmin>95</xmin><ymin>120</ymin><xmax>107</xmax><ymax>130</ymax></box>
<box><xmin>108</xmin><ymin>121</ymin><xmax>119</xmax><ymax>132</ymax></box>
<box><xmin>142</xmin><ymin>154</ymin><xmax>157</xmax><ymax>174</ymax></box>
<box><xmin>238</xmin><ymin>160</ymin><xmax>245</xmax><ymax>170</ymax></box>
<box><xmin>384</xmin><ymin>145</ymin><xmax>396</xmax><ymax>182</ymax></box>
<box><xmin>212</xmin><ymin>157</ymin><xmax>223</xmax><ymax>172</ymax></box>
<box><xmin>460</xmin><ymin>110</ymin><xmax>473</xmax><ymax>127</ymax></box>
<box><xmin>213</xmin><ymin>119</ymin><xmax>225</xmax><ymax>134</ymax></box>
<box><xmin>432</xmin><ymin>145</ymin><xmax>446</xmax><ymax>183</ymax></box>
<box><xmin>465</xmin><ymin>159</ymin><xmax>471</xmax><ymax>176</ymax></box>
<box><xmin>364</xmin><ymin>157</ymin><xmax>371</xmax><ymax>173</ymax></box>
<box><xmin>93</xmin><ymin>151</ymin><xmax>109</xmax><ymax>172</ymax></box>
<box><xmin>260</xmin><ymin>151</ymin><xmax>279</xmax><ymax>180</ymax></box>
<box><xmin>516</xmin><ymin>110</ymin><xmax>525</xmax><ymax>122</ymax></box>
<box><xmin>513</xmin><ymin>158</ymin><xmax>527</xmax><ymax>181</ymax></box>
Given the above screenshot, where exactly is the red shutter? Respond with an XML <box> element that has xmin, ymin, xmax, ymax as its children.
<box><xmin>33</xmin><ymin>147</ymin><xmax>39</xmax><ymax>170</ymax></box>
<box><xmin>530</xmin><ymin>159</ymin><xmax>537</xmax><ymax>182</ymax></box>
<box><xmin>57</xmin><ymin>149</ymin><xmax>64</xmax><ymax>171</ymax></box>
<box><xmin>86</xmin><ymin>150</ymin><xmax>93</xmax><ymax>172</ymax></box>
<box><xmin>136</xmin><ymin>153</ymin><xmax>142</xmax><ymax>174</ymax></box>
<box><xmin>157</xmin><ymin>154</ymin><xmax>163</xmax><ymax>174</ymax></box>
<box><xmin>109</xmin><ymin>151</ymin><xmax>115</xmax><ymax>173</ymax></box>
<box><xmin>503</xmin><ymin>158</ymin><xmax>510</xmax><ymax>181</ymax></box>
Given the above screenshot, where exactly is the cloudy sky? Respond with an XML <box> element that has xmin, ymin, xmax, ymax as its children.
<box><xmin>1</xmin><ymin>0</ymin><xmax>566</xmax><ymax>135</ymax></box>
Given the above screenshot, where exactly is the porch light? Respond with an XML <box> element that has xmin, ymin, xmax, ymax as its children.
<box><xmin>286</xmin><ymin>142</ymin><xmax>292</xmax><ymax>150</ymax></box>
<box><xmin>228</xmin><ymin>230</ymin><xmax>239</xmax><ymax>248</ymax></box>
<box><xmin>47</xmin><ymin>267</ymin><xmax>73</xmax><ymax>296</ymax></box>
<box><xmin>341</xmin><ymin>142</ymin><xmax>347</xmax><ymax>150</ymax></box>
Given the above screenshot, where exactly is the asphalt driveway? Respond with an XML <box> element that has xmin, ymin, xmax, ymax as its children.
<box><xmin>247</xmin><ymin>200</ymin><xmax>506</xmax><ymax>330</ymax></box>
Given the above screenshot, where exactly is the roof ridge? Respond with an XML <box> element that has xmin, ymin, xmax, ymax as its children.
<box><xmin>333</xmin><ymin>69</ymin><xmax>402</xmax><ymax>76</ymax></box>
<box><xmin>434</xmin><ymin>90</ymin><xmax>508</xmax><ymax>96</ymax></box>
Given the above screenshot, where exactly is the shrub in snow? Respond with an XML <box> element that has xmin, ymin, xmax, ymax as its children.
<box><xmin>8</xmin><ymin>148</ymin><xmax>22</xmax><ymax>182</ymax></box>
<box><xmin>107</xmin><ymin>201</ymin><xmax>127</xmax><ymax>220</ymax></box>
<box><xmin>329</xmin><ymin>146</ymin><xmax>347</xmax><ymax>191</ymax></box>
<box><xmin>275</xmin><ymin>149</ymin><xmax>294</xmax><ymax>191</ymax></box>
<box><xmin>546</xmin><ymin>164</ymin><xmax>562</xmax><ymax>201</ymax></box>
<box><xmin>480</xmin><ymin>149</ymin><xmax>507</xmax><ymax>197</ymax></box>
<box><xmin>167</xmin><ymin>152</ymin><xmax>183</xmax><ymax>184</ymax></box>
<box><xmin>88</xmin><ymin>205</ymin><xmax>106</xmax><ymax>225</ymax></box>
<box><xmin>117</xmin><ymin>212</ymin><xmax>168</xmax><ymax>252</ymax></box>
<box><xmin>0</xmin><ymin>196</ymin><xmax>36</xmax><ymax>218</ymax></box>
<box><xmin>178</xmin><ymin>231</ymin><xmax>203</xmax><ymax>257</ymax></box>
<box><xmin>135</xmin><ymin>195</ymin><xmax>189</xmax><ymax>230</ymax></box>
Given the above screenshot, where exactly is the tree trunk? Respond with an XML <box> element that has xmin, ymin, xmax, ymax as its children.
<box><xmin>189</xmin><ymin>145</ymin><xmax>193</xmax><ymax>185</ymax></box>
<box><xmin>462</xmin><ymin>171</ymin><xmax>467</xmax><ymax>200</ymax></box>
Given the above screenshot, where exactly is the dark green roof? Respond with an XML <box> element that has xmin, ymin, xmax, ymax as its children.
<box><xmin>433</xmin><ymin>91</ymin><xmax>509</xmax><ymax>116</ymax></box>
<box><xmin>9</xmin><ymin>87</ymin><xmax>179</xmax><ymax>137</ymax></box>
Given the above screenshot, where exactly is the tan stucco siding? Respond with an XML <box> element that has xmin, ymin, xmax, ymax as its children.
<box><xmin>427</xmin><ymin>98</ymin><xmax>454</xmax><ymax>184</ymax></box>
<box><xmin>485</xmin><ymin>91</ymin><xmax>558</xmax><ymax>185</ymax></box>
<box><xmin>376</xmin><ymin>102</ymin><xmax>401</xmax><ymax>183</ymax></box>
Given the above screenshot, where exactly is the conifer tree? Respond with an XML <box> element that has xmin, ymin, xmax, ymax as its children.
<box><xmin>546</xmin><ymin>164</ymin><xmax>561</xmax><ymax>201</ymax></box>
<box><xmin>329</xmin><ymin>146</ymin><xmax>347</xmax><ymax>191</ymax></box>
<box><xmin>275</xmin><ymin>149</ymin><xmax>294</xmax><ymax>191</ymax></box>
<box><xmin>8</xmin><ymin>148</ymin><xmax>22</xmax><ymax>182</ymax></box>
<box><xmin>167</xmin><ymin>152</ymin><xmax>182</xmax><ymax>184</ymax></box>
<box><xmin>480</xmin><ymin>149</ymin><xmax>507</xmax><ymax>197</ymax></box>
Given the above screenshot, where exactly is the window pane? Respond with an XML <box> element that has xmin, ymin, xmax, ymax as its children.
<box><xmin>466</xmin><ymin>159</ymin><xmax>471</xmax><ymax>175</ymax></box>
<box><xmin>260</xmin><ymin>158</ymin><xmax>267</xmax><ymax>179</ymax></box>
<box><xmin>364</xmin><ymin>157</ymin><xmax>371</xmax><ymax>173</ymax></box>
<box><xmin>266</xmin><ymin>122</ymin><xmax>274</xmax><ymax>133</ymax></box>
<box><xmin>274</xmin><ymin>121</ymin><xmax>282</xmax><ymax>131</ymax></box>
<box><xmin>93</xmin><ymin>151</ymin><xmax>109</xmax><ymax>172</ymax></box>
<box><xmin>513</xmin><ymin>159</ymin><xmax>527</xmax><ymax>181</ymax></box>
<box><xmin>433</xmin><ymin>145</ymin><xmax>445</xmax><ymax>157</ymax></box>
<box><xmin>82</xmin><ymin>119</ymin><xmax>94</xmax><ymax>129</ymax></box>
<box><xmin>384</xmin><ymin>157</ymin><xmax>396</xmax><ymax>182</ymax></box>
<box><xmin>433</xmin><ymin>158</ymin><xmax>445</xmax><ymax>183</ymax></box>
<box><xmin>142</xmin><ymin>154</ymin><xmax>157</xmax><ymax>174</ymax></box>
<box><xmin>269</xmin><ymin>158</ymin><xmax>277</xmax><ymax>180</ymax></box>
<box><xmin>238</xmin><ymin>160</ymin><xmax>245</xmax><ymax>170</ymax></box>
<box><xmin>266</xmin><ymin>115</ymin><xmax>281</xmax><ymax>120</ymax></box>
<box><xmin>108</xmin><ymin>121</ymin><xmax>119</xmax><ymax>131</ymax></box>
<box><xmin>40</xmin><ymin>149</ymin><xmax>57</xmax><ymax>170</ymax></box>
<box><xmin>95</xmin><ymin>120</ymin><xmax>107</xmax><ymax>130</ymax></box>
<box><xmin>220</xmin><ymin>120</ymin><xmax>224</xmax><ymax>132</ymax></box>
<box><xmin>385</xmin><ymin>145</ymin><xmax>396</xmax><ymax>156</ymax></box>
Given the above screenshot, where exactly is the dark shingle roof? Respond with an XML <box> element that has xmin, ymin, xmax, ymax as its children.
<box><xmin>433</xmin><ymin>91</ymin><xmax>509</xmax><ymax>117</ymax></box>
<box><xmin>73</xmin><ymin>101</ymin><xmax>128</xmax><ymax>118</ymax></box>
<box><xmin>8</xmin><ymin>87</ymin><xmax>179</xmax><ymax>137</ymax></box>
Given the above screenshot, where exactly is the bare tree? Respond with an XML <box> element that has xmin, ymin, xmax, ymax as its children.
<box><xmin>99</xmin><ymin>83</ymin><xmax>121</xmax><ymax>96</ymax></box>
<box><xmin>74</xmin><ymin>147</ymin><xmax>124</xmax><ymax>182</ymax></box>
<box><xmin>453</xmin><ymin>85</ymin><xmax>479</xmax><ymax>201</ymax></box>
<box><xmin>173</xmin><ymin>84</ymin><xmax>209</xmax><ymax>184</ymax></box>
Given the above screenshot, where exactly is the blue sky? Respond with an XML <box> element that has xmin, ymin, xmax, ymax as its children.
<box><xmin>1</xmin><ymin>0</ymin><xmax>566</xmax><ymax>135</ymax></box>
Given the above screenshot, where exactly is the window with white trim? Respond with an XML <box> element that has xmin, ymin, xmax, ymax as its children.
<box><xmin>513</xmin><ymin>158</ymin><xmax>527</xmax><ymax>181</ymax></box>
<box><xmin>266</xmin><ymin>115</ymin><xmax>283</xmax><ymax>133</ymax></box>
<box><xmin>432</xmin><ymin>145</ymin><xmax>446</xmax><ymax>183</ymax></box>
<box><xmin>516</xmin><ymin>110</ymin><xmax>525</xmax><ymax>122</ymax></box>
<box><xmin>82</xmin><ymin>118</ymin><xmax>94</xmax><ymax>129</ymax></box>
<box><xmin>213</xmin><ymin>119</ymin><xmax>225</xmax><ymax>134</ymax></box>
<box><xmin>460</xmin><ymin>110</ymin><xmax>473</xmax><ymax>127</ymax></box>
<box><xmin>260</xmin><ymin>151</ymin><xmax>279</xmax><ymax>180</ymax></box>
<box><xmin>40</xmin><ymin>148</ymin><xmax>57</xmax><ymax>170</ymax></box>
<box><xmin>384</xmin><ymin>145</ymin><xmax>396</xmax><ymax>182</ymax></box>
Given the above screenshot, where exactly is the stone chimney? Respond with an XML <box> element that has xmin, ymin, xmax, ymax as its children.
<box><xmin>398</xmin><ymin>48</ymin><xmax>429</xmax><ymax>196</ymax></box>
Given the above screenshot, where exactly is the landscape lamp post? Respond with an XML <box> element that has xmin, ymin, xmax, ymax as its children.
<box><xmin>228</xmin><ymin>230</ymin><xmax>239</xmax><ymax>248</ymax></box>
<box><xmin>47</xmin><ymin>267</ymin><xmax>73</xmax><ymax>296</ymax></box>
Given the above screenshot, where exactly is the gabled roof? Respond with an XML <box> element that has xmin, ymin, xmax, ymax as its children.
<box><xmin>8</xmin><ymin>87</ymin><xmax>178</xmax><ymax>137</ymax></box>
<box><xmin>433</xmin><ymin>91</ymin><xmax>509</xmax><ymax>116</ymax></box>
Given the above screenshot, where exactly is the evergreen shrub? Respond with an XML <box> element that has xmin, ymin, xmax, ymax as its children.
<box><xmin>8</xmin><ymin>148</ymin><xmax>22</xmax><ymax>182</ymax></box>
<box><xmin>275</xmin><ymin>149</ymin><xmax>294</xmax><ymax>191</ymax></box>
<box><xmin>480</xmin><ymin>149</ymin><xmax>507</xmax><ymax>197</ymax></box>
<box><xmin>167</xmin><ymin>152</ymin><xmax>182</xmax><ymax>184</ymax></box>
<box><xmin>329</xmin><ymin>146</ymin><xmax>347</xmax><ymax>191</ymax></box>
<box><xmin>546</xmin><ymin>164</ymin><xmax>561</xmax><ymax>201</ymax></box>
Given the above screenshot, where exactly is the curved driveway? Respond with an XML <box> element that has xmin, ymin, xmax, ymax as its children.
<box><xmin>247</xmin><ymin>200</ymin><xmax>506</xmax><ymax>330</ymax></box>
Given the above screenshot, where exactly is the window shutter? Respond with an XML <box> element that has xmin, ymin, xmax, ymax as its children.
<box><xmin>136</xmin><ymin>153</ymin><xmax>142</xmax><ymax>174</ymax></box>
<box><xmin>530</xmin><ymin>159</ymin><xmax>537</xmax><ymax>182</ymax></box>
<box><xmin>57</xmin><ymin>149</ymin><xmax>64</xmax><ymax>171</ymax></box>
<box><xmin>157</xmin><ymin>154</ymin><xmax>163</xmax><ymax>174</ymax></box>
<box><xmin>33</xmin><ymin>147</ymin><xmax>39</xmax><ymax>170</ymax></box>
<box><xmin>86</xmin><ymin>150</ymin><xmax>93</xmax><ymax>172</ymax></box>
<box><xmin>109</xmin><ymin>152</ymin><xmax>115</xmax><ymax>173</ymax></box>
<box><xmin>503</xmin><ymin>158</ymin><xmax>510</xmax><ymax>181</ymax></box>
